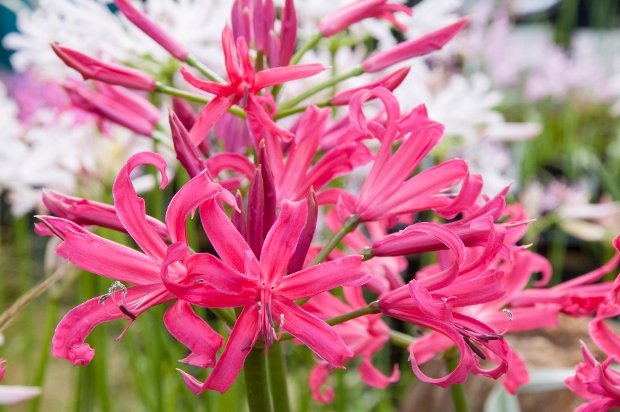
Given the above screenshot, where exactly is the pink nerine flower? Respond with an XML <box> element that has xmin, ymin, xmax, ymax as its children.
<box><xmin>38</xmin><ymin>152</ymin><xmax>234</xmax><ymax>371</ymax></box>
<box><xmin>161</xmin><ymin>196</ymin><xmax>371</xmax><ymax>394</ymax></box>
<box><xmin>335</xmin><ymin>88</ymin><xmax>481</xmax><ymax>222</ymax></box>
<box><xmin>114</xmin><ymin>0</ymin><xmax>189</xmax><ymax>60</ymax></box>
<box><xmin>51</xmin><ymin>43</ymin><xmax>156</xmax><ymax>90</ymax></box>
<box><xmin>566</xmin><ymin>342</ymin><xmax>620</xmax><ymax>412</ymax></box>
<box><xmin>181</xmin><ymin>26</ymin><xmax>325</xmax><ymax>146</ymax></box>
<box><xmin>305</xmin><ymin>288</ymin><xmax>399</xmax><ymax>403</ymax></box>
<box><xmin>63</xmin><ymin>80</ymin><xmax>159</xmax><ymax>136</ymax></box>
<box><xmin>362</xmin><ymin>18</ymin><xmax>469</xmax><ymax>72</ymax></box>
<box><xmin>318</xmin><ymin>0</ymin><xmax>412</xmax><ymax>37</ymax></box>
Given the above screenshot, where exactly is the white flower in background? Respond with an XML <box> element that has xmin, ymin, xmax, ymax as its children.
<box><xmin>4</xmin><ymin>0</ymin><xmax>231</xmax><ymax>76</ymax></box>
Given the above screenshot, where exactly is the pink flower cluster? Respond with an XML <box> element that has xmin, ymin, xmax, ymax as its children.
<box><xmin>34</xmin><ymin>0</ymin><xmax>620</xmax><ymax>409</ymax></box>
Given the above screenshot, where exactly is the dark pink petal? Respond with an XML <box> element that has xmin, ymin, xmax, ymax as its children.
<box><xmin>163</xmin><ymin>301</ymin><xmax>223</xmax><ymax>368</ymax></box>
<box><xmin>38</xmin><ymin>216</ymin><xmax>160</xmax><ymax>284</ymax></box>
<box><xmin>254</xmin><ymin>64</ymin><xmax>326</xmax><ymax>90</ymax></box>
<box><xmin>273</xmin><ymin>297</ymin><xmax>353</xmax><ymax>367</ymax></box>
<box><xmin>172</xmin><ymin>97</ymin><xmax>197</xmax><ymax>130</ymax></box>
<box><xmin>180</xmin><ymin>67</ymin><xmax>231</xmax><ymax>96</ymax></box>
<box><xmin>206</xmin><ymin>153</ymin><xmax>255</xmax><ymax>180</ymax></box>
<box><xmin>309</xmin><ymin>364</ymin><xmax>334</xmax><ymax>403</ymax></box>
<box><xmin>205</xmin><ymin>305</ymin><xmax>260</xmax><ymax>393</ymax></box>
<box><xmin>115</xmin><ymin>0</ymin><xmax>189</xmax><ymax>60</ymax></box>
<box><xmin>288</xmin><ymin>191</ymin><xmax>318</xmax><ymax>273</ymax></box>
<box><xmin>332</xmin><ymin>67</ymin><xmax>410</xmax><ymax>105</ymax></box>
<box><xmin>222</xmin><ymin>26</ymin><xmax>243</xmax><ymax>82</ymax></box>
<box><xmin>42</xmin><ymin>189</ymin><xmax>167</xmax><ymax>239</ymax></box>
<box><xmin>165</xmin><ymin>170</ymin><xmax>235</xmax><ymax>244</ymax></box>
<box><xmin>278</xmin><ymin>255</ymin><xmax>369</xmax><ymax>300</ymax></box>
<box><xmin>200</xmin><ymin>198</ymin><xmax>252</xmax><ymax>272</ymax></box>
<box><xmin>246</xmin><ymin>95</ymin><xmax>295</xmax><ymax>143</ymax></box>
<box><xmin>51</xmin><ymin>43</ymin><xmax>156</xmax><ymax>90</ymax></box>
<box><xmin>169</xmin><ymin>111</ymin><xmax>206</xmax><ymax>177</ymax></box>
<box><xmin>590</xmin><ymin>317</ymin><xmax>620</xmax><ymax>358</ymax></box>
<box><xmin>260</xmin><ymin>198</ymin><xmax>307</xmax><ymax>284</ymax></box>
<box><xmin>186</xmin><ymin>253</ymin><xmax>256</xmax><ymax>294</ymax></box>
<box><xmin>503</xmin><ymin>350</ymin><xmax>528</xmax><ymax>394</ymax></box>
<box><xmin>52</xmin><ymin>284</ymin><xmax>172</xmax><ymax>365</ymax></box>
<box><xmin>113</xmin><ymin>152</ymin><xmax>169</xmax><ymax>260</ymax></box>
<box><xmin>189</xmin><ymin>97</ymin><xmax>234</xmax><ymax>146</ymax></box>
<box><xmin>318</xmin><ymin>0</ymin><xmax>411</xmax><ymax>37</ymax></box>
<box><xmin>161</xmin><ymin>242</ymin><xmax>256</xmax><ymax>307</ymax></box>
<box><xmin>278</xmin><ymin>0</ymin><xmax>297</xmax><ymax>66</ymax></box>
<box><xmin>95</xmin><ymin>82</ymin><xmax>160</xmax><ymax>126</ymax></box>
<box><xmin>358</xmin><ymin>358</ymin><xmax>399</xmax><ymax>388</ymax></box>
<box><xmin>362</xmin><ymin>18</ymin><xmax>469</xmax><ymax>72</ymax></box>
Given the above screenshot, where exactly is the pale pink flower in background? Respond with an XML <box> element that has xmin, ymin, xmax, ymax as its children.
<box><xmin>0</xmin><ymin>360</ymin><xmax>40</xmax><ymax>405</ymax></box>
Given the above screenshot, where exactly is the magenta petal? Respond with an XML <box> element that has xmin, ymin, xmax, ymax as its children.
<box><xmin>180</xmin><ymin>67</ymin><xmax>231</xmax><ymax>95</ymax></box>
<box><xmin>189</xmin><ymin>97</ymin><xmax>234</xmax><ymax>146</ymax></box>
<box><xmin>163</xmin><ymin>301</ymin><xmax>223</xmax><ymax>368</ymax></box>
<box><xmin>205</xmin><ymin>305</ymin><xmax>260</xmax><ymax>393</ymax></box>
<box><xmin>254</xmin><ymin>64</ymin><xmax>325</xmax><ymax>90</ymax></box>
<box><xmin>260</xmin><ymin>198</ymin><xmax>308</xmax><ymax>284</ymax></box>
<box><xmin>273</xmin><ymin>297</ymin><xmax>353</xmax><ymax>367</ymax></box>
<box><xmin>165</xmin><ymin>170</ymin><xmax>234</xmax><ymax>244</ymax></box>
<box><xmin>358</xmin><ymin>358</ymin><xmax>399</xmax><ymax>389</ymax></box>
<box><xmin>169</xmin><ymin>111</ymin><xmax>207</xmax><ymax>178</ymax></box>
<box><xmin>186</xmin><ymin>253</ymin><xmax>255</xmax><ymax>294</ymax></box>
<box><xmin>200</xmin><ymin>198</ymin><xmax>253</xmax><ymax>272</ymax></box>
<box><xmin>309</xmin><ymin>364</ymin><xmax>334</xmax><ymax>403</ymax></box>
<box><xmin>52</xmin><ymin>284</ymin><xmax>171</xmax><ymax>365</ymax></box>
<box><xmin>278</xmin><ymin>255</ymin><xmax>369</xmax><ymax>300</ymax></box>
<box><xmin>590</xmin><ymin>317</ymin><xmax>620</xmax><ymax>358</ymax></box>
<box><xmin>113</xmin><ymin>152</ymin><xmax>169</xmax><ymax>260</ymax></box>
<box><xmin>39</xmin><ymin>216</ymin><xmax>160</xmax><ymax>284</ymax></box>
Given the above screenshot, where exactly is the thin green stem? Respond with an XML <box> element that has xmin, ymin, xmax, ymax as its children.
<box><xmin>29</xmin><ymin>297</ymin><xmax>59</xmax><ymax>412</ymax></box>
<box><xmin>244</xmin><ymin>347</ymin><xmax>273</xmax><ymax>412</ymax></box>
<box><xmin>155</xmin><ymin>83</ymin><xmax>246</xmax><ymax>118</ymax></box>
<box><xmin>310</xmin><ymin>215</ymin><xmax>360</xmax><ymax>265</ymax></box>
<box><xmin>267</xmin><ymin>342</ymin><xmax>291</xmax><ymax>412</ymax></box>
<box><xmin>290</xmin><ymin>33</ymin><xmax>323</xmax><ymax>65</ymax></box>
<box><xmin>273</xmin><ymin>100</ymin><xmax>332</xmax><ymax>120</ymax></box>
<box><xmin>185</xmin><ymin>55</ymin><xmax>226</xmax><ymax>83</ymax></box>
<box><xmin>444</xmin><ymin>349</ymin><xmax>469</xmax><ymax>412</ymax></box>
<box><xmin>280</xmin><ymin>301</ymin><xmax>379</xmax><ymax>342</ymax></box>
<box><xmin>388</xmin><ymin>330</ymin><xmax>417</xmax><ymax>348</ymax></box>
<box><xmin>278</xmin><ymin>66</ymin><xmax>364</xmax><ymax>111</ymax></box>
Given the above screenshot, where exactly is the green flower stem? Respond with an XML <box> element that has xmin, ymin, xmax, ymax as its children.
<box><xmin>154</xmin><ymin>83</ymin><xmax>246</xmax><ymax>118</ymax></box>
<box><xmin>244</xmin><ymin>346</ymin><xmax>273</xmax><ymax>412</ymax></box>
<box><xmin>273</xmin><ymin>100</ymin><xmax>332</xmax><ymax>120</ymax></box>
<box><xmin>278</xmin><ymin>66</ymin><xmax>364</xmax><ymax>111</ymax></box>
<box><xmin>444</xmin><ymin>349</ymin><xmax>469</xmax><ymax>412</ymax></box>
<box><xmin>29</xmin><ymin>297</ymin><xmax>59</xmax><ymax>412</ymax></box>
<box><xmin>388</xmin><ymin>329</ymin><xmax>417</xmax><ymax>348</ymax></box>
<box><xmin>266</xmin><ymin>342</ymin><xmax>291</xmax><ymax>412</ymax></box>
<box><xmin>280</xmin><ymin>301</ymin><xmax>379</xmax><ymax>342</ymax></box>
<box><xmin>185</xmin><ymin>55</ymin><xmax>226</xmax><ymax>83</ymax></box>
<box><xmin>0</xmin><ymin>262</ymin><xmax>73</xmax><ymax>332</ymax></box>
<box><xmin>310</xmin><ymin>214</ymin><xmax>360</xmax><ymax>265</ymax></box>
<box><xmin>290</xmin><ymin>33</ymin><xmax>323</xmax><ymax>65</ymax></box>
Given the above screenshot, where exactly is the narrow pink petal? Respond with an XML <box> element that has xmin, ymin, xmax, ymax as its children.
<box><xmin>163</xmin><ymin>301</ymin><xmax>223</xmax><ymax>368</ymax></box>
<box><xmin>52</xmin><ymin>43</ymin><xmax>156</xmax><ymax>90</ymax></box>
<box><xmin>205</xmin><ymin>305</ymin><xmax>260</xmax><ymax>393</ymax></box>
<box><xmin>172</xmin><ymin>97</ymin><xmax>197</xmax><ymax>129</ymax></box>
<box><xmin>189</xmin><ymin>97</ymin><xmax>234</xmax><ymax>146</ymax></box>
<box><xmin>161</xmin><ymin>242</ymin><xmax>256</xmax><ymax>307</ymax></box>
<box><xmin>206</xmin><ymin>153</ymin><xmax>255</xmax><ymax>180</ymax></box>
<box><xmin>222</xmin><ymin>26</ymin><xmax>243</xmax><ymax>81</ymax></box>
<box><xmin>186</xmin><ymin>253</ymin><xmax>256</xmax><ymax>294</ymax></box>
<box><xmin>362</xmin><ymin>18</ymin><xmax>469</xmax><ymax>72</ymax></box>
<box><xmin>332</xmin><ymin>67</ymin><xmax>410</xmax><ymax>105</ymax></box>
<box><xmin>52</xmin><ymin>284</ymin><xmax>171</xmax><ymax>365</ymax></box>
<box><xmin>278</xmin><ymin>255</ymin><xmax>369</xmax><ymax>300</ymax></box>
<box><xmin>358</xmin><ymin>358</ymin><xmax>399</xmax><ymax>388</ymax></box>
<box><xmin>309</xmin><ymin>364</ymin><xmax>334</xmax><ymax>403</ymax></box>
<box><xmin>42</xmin><ymin>189</ymin><xmax>167</xmax><ymax>239</ymax></box>
<box><xmin>199</xmin><ymin>198</ymin><xmax>253</xmax><ymax>272</ymax></box>
<box><xmin>114</xmin><ymin>0</ymin><xmax>189</xmax><ymax>60</ymax></box>
<box><xmin>169</xmin><ymin>111</ymin><xmax>206</xmax><ymax>177</ymax></box>
<box><xmin>95</xmin><ymin>82</ymin><xmax>160</xmax><ymax>126</ymax></box>
<box><xmin>246</xmin><ymin>95</ymin><xmax>294</xmax><ymax>143</ymax></box>
<box><xmin>260</xmin><ymin>198</ymin><xmax>307</xmax><ymax>284</ymax></box>
<box><xmin>318</xmin><ymin>0</ymin><xmax>384</xmax><ymax>37</ymax></box>
<box><xmin>278</xmin><ymin>0</ymin><xmax>297</xmax><ymax>66</ymax></box>
<box><xmin>273</xmin><ymin>297</ymin><xmax>353</xmax><ymax>367</ymax></box>
<box><xmin>165</xmin><ymin>170</ymin><xmax>234</xmax><ymax>244</ymax></box>
<box><xmin>590</xmin><ymin>317</ymin><xmax>620</xmax><ymax>358</ymax></box>
<box><xmin>180</xmin><ymin>67</ymin><xmax>231</xmax><ymax>95</ymax></box>
<box><xmin>39</xmin><ymin>216</ymin><xmax>160</xmax><ymax>284</ymax></box>
<box><xmin>113</xmin><ymin>152</ymin><xmax>169</xmax><ymax>260</ymax></box>
<box><xmin>503</xmin><ymin>350</ymin><xmax>529</xmax><ymax>394</ymax></box>
<box><xmin>254</xmin><ymin>64</ymin><xmax>326</xmax><ymax>90</ymax></box>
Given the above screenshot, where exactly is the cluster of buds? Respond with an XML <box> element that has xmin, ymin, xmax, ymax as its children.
<box><xmin>34</xmin><ymin>0</ymin><xmax>620</xmax><ymax>410</ymax></box>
